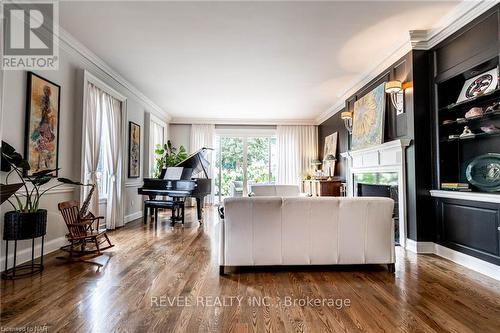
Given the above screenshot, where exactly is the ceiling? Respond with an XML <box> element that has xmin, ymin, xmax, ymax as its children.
<box><xmin>59</xmin><ymin>1</ymin><xmax>462</xmax><ymax>123</ymax></box>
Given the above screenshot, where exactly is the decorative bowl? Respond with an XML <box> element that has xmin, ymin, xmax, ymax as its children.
<box><xmin>466</xmin><ymin>153</ymin><xmax>500</xmax><ymax>192</ymax></box>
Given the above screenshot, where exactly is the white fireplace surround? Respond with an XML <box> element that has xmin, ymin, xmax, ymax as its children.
<box><xmin>341</xmin><ymin>139</ymin><xmax>411</xmax><ymax>249</ymax></box>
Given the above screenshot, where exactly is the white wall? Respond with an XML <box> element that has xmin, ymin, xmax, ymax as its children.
<box><xmin>0</xmin><ymin>38</ymin><xmax>169</xmax><ymax>270</ymax></box>
<box><xmin>169</xmin><ymin>124</ymin><xmax>191</xmax><ymax>153</ymax></box>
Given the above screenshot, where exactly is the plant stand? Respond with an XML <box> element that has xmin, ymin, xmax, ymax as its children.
<box><xmin>2</xmin><ymin>210</ymin><xmax>47</xmax><ymax>280</ymax></box>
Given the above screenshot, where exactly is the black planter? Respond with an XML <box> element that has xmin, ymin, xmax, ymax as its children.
<box><xmin>2</xmin><ymin>209</ymin><xmax>47</xmax><ymax>279</ymax></box>
<box><xmin>3</xmin><ymin>209</ymin><xmax>47</xmax><ymax>240</ymax></box>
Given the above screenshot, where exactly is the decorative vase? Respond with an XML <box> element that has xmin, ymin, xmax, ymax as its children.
<box><xmin>3</xmin><ymin>209</ymin><xmax>47</xmax><ymax>240</ymax></box>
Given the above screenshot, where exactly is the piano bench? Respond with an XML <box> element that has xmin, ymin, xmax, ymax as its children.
<box><xmin>144</xmin><ymin>200</ymin><xmax>185</xmax><ymax>227</ymax></box>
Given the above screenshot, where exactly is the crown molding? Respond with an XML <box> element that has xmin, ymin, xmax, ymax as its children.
<box><xmin>413</xmin><ymin>0</ymin><xmax>499</xmax><ymax>50</ymax></box>
<box><xmin>315</xmin><ymin>0</ymin><xmax>497</xmax><ymax>125</ymax></box>
<box><xmin>315</xmin><ymin>35</ymin><xmax>411</xmax><ymax>125</ymax></box>
<box><xmin>57</xmin><ymin>29</ymin><xmax>171</xmax><ymax>122</ymax></box>
<box><xmin>170</xmin><ymin>117</ymin><xmax>316</xmax><ymax>126</ymax></box>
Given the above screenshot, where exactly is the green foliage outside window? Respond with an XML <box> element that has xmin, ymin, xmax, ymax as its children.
<box><xmin>215</xmin><ymin>136</ymin><xmax>276</xmax><ymax>197</ymax></box>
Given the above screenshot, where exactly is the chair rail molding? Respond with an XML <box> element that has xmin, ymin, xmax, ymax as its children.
<box><xmin>341</xmin><ymin>139</ymin><xmax>411</xmax><ymax>249</ymax></box>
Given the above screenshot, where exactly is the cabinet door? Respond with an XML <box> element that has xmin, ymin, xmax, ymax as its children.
<box><xmin>436</xmin><ymin>198</ymin><xmax>500</xmax><ymax>265</ymax></box>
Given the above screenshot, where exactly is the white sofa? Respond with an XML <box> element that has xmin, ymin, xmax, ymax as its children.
<box><xmin>249</xmin><ymin>184</ymin><xmax>301</xmax><ymax>197</ymax></box>
<box><xmin>219</xmin><ymin>196</ymin><xmax>395</xmax><ymax>274</ymax></box>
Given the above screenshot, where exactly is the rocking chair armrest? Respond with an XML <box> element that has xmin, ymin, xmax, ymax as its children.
<box><xmin>68</xmin><ymin>221</ymin><xmax>94</xmax><ymax>227</ymax></box>
<box><xmin>80</xmin><ymin>216</ymin><xmax>104</xmax><ymax>222</ymax></box>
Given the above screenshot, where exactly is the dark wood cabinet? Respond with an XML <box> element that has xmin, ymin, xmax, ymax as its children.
<box><xmin>435</xmin><ymin>197</ymin><xmax>500</xmax><ymax>265</ymax></box>
<box><xmin>302</xmin><ymin>179</ymin><xmax>342</xmax><ymax>197</ymax></box>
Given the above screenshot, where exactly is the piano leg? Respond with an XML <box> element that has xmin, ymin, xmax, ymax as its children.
<box><xmin>148</xmin><ymin>195</ymin><xmax>156</xmax><ymax>221</ymax></box>
<box><xmin>196</xmin><ymin>197</ymin><xmax>203</xmax><ymax>223</ymax></box>
<box><xmin>181</xmin><ymin>200</ymin><xmax>185</xmax><ymax>225</ymax></box>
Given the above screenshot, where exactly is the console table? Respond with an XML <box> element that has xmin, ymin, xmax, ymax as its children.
<box><xmin>302</xmin><ymin>179</ymin><xmax>342</xmax><ymax>197</ymax></box>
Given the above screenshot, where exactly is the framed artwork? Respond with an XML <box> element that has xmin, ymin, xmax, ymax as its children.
<box><xmin>457</xmin><ymin>67</ymin><xmax>498</xmax><ymax>103</ymax></box>
<box><xmin>323</xmin><ymin>132</ymin><xmax>338</xmax><ymax>172</ymax></box>
<box><xmin>128</xmin><ymin>121</ymin><xmax>141</xmax><ymax>178</ymax></box>
<box><xmin>351</xmin><ymin>82</ymin><xmax>386</xmax><ymax>150</ymax></box>
<box><xmin>24</xmin><ymin>72</ymin><xmax>61</xmax><ymax>177</ymax></box>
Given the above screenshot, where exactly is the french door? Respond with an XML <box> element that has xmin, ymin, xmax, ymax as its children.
<box><xmin>215</xmin><ymin>134</ymin><xmax>276</xmax><ymax>204</ymax></box>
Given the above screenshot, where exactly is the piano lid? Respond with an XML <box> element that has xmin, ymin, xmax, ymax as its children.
<box><xmin>175</xmin><ymin>147</ymin><xmax>213</xmax><ymax>179</ymax></box>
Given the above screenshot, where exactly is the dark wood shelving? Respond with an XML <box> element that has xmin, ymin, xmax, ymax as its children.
<box><xmin>431</xmin><ymin>4</ymin><xmax>500</xmax><ymax>267</ymax></box>
<box><xmin>441</xmin><ymin>131</ymin><xmax>500</xmax><ymax>143</ymax></box>
<box><xmin>438</xmin><ymin>87</ymin><xmax>500</xmax><ymax>113</ymax></box>
<box><xmin>440</xmin><ymin>111</ymin><xmax>500</xmax><ymax>127</ymax></box>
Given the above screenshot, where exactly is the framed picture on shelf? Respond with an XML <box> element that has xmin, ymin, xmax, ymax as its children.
<box><xmin>128</xmin><ymin>121</ymin><xmax>141</xmax><ymax>178</ymax></box>
<box><xmin>24</xmin><ymin>72</ymin><xmax>61</xmax><ymax>177</ymax></box>
<box><xmin>457</xmin><ymin>67</ymin><xmax>498</xmax><ymax>103</ymax></box>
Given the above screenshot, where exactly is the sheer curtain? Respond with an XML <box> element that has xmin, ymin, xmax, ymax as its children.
<box><xmin>83</xmin><ymin>83</ymin><xmax>104</xmax><ymax>216</ymax></box>
<box><xmin>149</xmin><ymin>121</ymin><xmax>165</xmax><ymax>176</ymax></box>
<box><xmin>190</xmin><ymin>124</ymin><xmax>215</xmax><ymax>204</ymax></box>
<box><xmin>103</xmin><ymin>96</ymin><xmax>123</xmax><ymax>229</ymax></box>
<box><xmin>83</xmin><ymin>81</ymin><xmax>124</xmax><ymax>229</ymax></box>
<box><xmin>277</xmin><ymin>125</ymin><xmax>318</xmax><ymax>185</ymax></box>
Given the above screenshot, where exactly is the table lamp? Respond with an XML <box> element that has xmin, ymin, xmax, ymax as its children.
<box><xmin>323</xmin><ymin>154</ymin><xmax>337</xmax><ymax>180</ymax></box>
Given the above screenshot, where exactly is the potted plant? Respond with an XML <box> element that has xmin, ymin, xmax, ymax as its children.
<box><xmin>152</xmin><ymin>140</ymin><xmax>188</xmax><ymax>177</ymax></box>
<box><xmin>0</xmin><ymin>141</ymin><xmax>71</xmax><ymax>240</ymax></box>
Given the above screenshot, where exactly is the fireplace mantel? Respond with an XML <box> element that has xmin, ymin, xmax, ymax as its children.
<box><xmin>340</xmin><ymin>139</ymin><xmax>411</xmax><ymax>170</ymax></box>
<box><xmin>341</xmin><ymin>139</ymin><xmax>411</xmax><ymax>248</ymax></box>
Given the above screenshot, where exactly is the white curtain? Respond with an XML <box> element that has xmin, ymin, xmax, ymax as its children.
<box><xmin>149</xmin><ymin>121</ymin><xmax>165</xmax><ymax>176</ymax></box>
<box><xmin>277</xmin><ymin>125</ymin><xmax>318</xmax><ymax>185</ymax></box>
<box><xmin>103</xmin><ymin>96</ymin><xmax>123</xmax><ymax>229</ymax></box>
<box><xmin>83</xmin><ymin>82</ymin><xmax>124</xmax><ymax>229</ymax></box>
<box><xmin>83</xmin><ymin>83</ymin><xmax>104</xmax><ymax>217</ymax></box>
<box><xmin>190</xmin><ymin>124</ymin><xmax>215</xmax><ymax>204</ymax></box>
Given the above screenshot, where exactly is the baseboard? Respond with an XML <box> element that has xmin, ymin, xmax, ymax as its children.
<box><xmin>405</xmin><ymin>239</ymin><xmax>500</xmax><ymax>281</ymax></box>
<box><xmin>405</xmin><ymin>239</ymin><xmax>435</xmax><ymax>254</ymax></box>
<box><xmin>0</xmin><ymin>236</ymin><xmax>67</xmax><ymax>272</ymax></box>
<box><xmin>434</xmin><ymin>244</ymin><xmax>500</xmax><ymax>281</ymax></box>
<box><xmin>125</xmin><ymin>211</ymin><xmax>143</xmax><ymax>224</ymax></box>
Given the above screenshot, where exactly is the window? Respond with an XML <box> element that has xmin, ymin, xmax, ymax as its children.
<box><xmin>147</xmin><ymin>115</ymin><xmax>167</xmax><ymax>177</ymax></box>
<box><xmin>149</xmin><ymin>120</ymin><xmax>165</xmax><ymax>176</ymax></box>
<box><xmin>82</xmin><ymin>71</ymin><xmax>126</xmax><ymax>229</ymax></box>
<box><xmin>214</xmin><ymin>133</ymin><xmax>277</xmax><ymax>203</ymax></box>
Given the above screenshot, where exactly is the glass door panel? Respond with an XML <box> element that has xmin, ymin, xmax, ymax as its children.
<box><xmin>247</xmin><ymin>137</ymin><xmax>271</xmax><ymax>186</ymax></box>
<box><xmin>215</xmin><ymin>137</ymin><xmax>244</xmax><ymax>203</ymax></box>
<box><xmin>215</xmin><ymin>135</ymin><xmax>277</xmax><ymax>204</ymax></box>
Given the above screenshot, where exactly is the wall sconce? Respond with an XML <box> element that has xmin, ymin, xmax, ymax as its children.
<box><xmin>341</xmin><ymin>111</ymin><xmax>353</xmax><ymax>134</ymax></box>
<box><xmin>385</xmin><ymin>80</ymin><xmax>405</xmax><ymax>115</ymax></box>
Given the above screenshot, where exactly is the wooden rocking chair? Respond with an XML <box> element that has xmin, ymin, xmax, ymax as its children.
<box><xmin>57</xmin><ymin>200</ymin><xmax>114</xmax><ymax>265</ymax></box>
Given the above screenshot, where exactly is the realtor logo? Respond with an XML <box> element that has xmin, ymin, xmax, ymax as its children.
<box><xmin>2</xmin><ymin>1</ymin><xmax>59</xmax><ymax>70</ymax></box>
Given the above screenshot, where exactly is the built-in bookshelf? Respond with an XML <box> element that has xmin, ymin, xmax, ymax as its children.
<box><xmin>435</xmin><ymin>57</ymin><xmax>500</xmax><ymax>193</ymax></box>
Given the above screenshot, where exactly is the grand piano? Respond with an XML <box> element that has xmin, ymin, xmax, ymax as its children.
<box><xmin>138</xmin><ymin>147</ymin><xmax>213</xmax><ymax>223</ymax></box>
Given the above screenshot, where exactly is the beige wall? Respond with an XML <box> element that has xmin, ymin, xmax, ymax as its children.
<box><xmin>0</xmin><ymin>40</ymin><xmax>169</xmax><ymax>270</ymax></box>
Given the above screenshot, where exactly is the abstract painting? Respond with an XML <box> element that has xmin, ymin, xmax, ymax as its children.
<box><xmin>351</xmin><ymin>82</ymin><xmax>386</xmax><ymax>150</ymax></box>
<box><xmin>24</xmin><ymin>72</ymin><xmax>61</xmax><ymax>177</ymax></box>
<box><xmin>128</xmin><ymin>121</ymin><xmax>141</xmax><ymax>178</ymax></box>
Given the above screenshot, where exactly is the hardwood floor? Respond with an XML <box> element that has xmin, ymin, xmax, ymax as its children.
<box><xmin>1</xmin><ymin>207</ymin><xmax>500</xmax><ymax>333</ymax></box>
